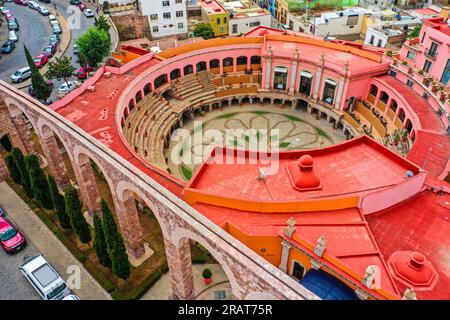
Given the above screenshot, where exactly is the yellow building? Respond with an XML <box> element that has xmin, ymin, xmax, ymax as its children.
<box><xmin>199</xmin><ymin>0</ymin><xmax>230</xmax><ymax>37</ymax></box>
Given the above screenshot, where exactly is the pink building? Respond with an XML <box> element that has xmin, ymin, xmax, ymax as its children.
<box><xmin>399</xmin><ymin>16</ymin><xmax>450</xmax><ymax>86</ymax></box>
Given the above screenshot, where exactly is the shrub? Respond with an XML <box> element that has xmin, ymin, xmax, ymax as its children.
<box><xmin>64</xmin><ymin>186</ymin><xmax>91</xmax><ymax>244</ymax></box>
<box><xmin>202</xmin><ymin>268</ymin><xmax>212</xmax><ymax>279</ymax></box>
<box><xmin>5</xmin><ymin>154</ymin><xmax>21</xmax><ymax>184</ymax></box>
<box><xmin>25</xmin><ymin>154</ymin><xmax>53</xmax><ymax>210</ymax></box>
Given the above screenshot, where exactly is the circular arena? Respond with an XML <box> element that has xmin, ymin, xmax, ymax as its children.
<box><xmin>0</xmin><ymin>24</ymin><xmax>449</xmax><ymax>300</ymax></box>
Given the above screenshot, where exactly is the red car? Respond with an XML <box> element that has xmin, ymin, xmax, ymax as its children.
<box><xmin>0</xmin><ymin>217</ymin><xmax>26</xmax><ymax>253</ymax></box>
<box><xmin>75</xmin><ymin>66</ymin><xmax>92</xmax><ymax>79</ymax></box>
<box><xmin>34</xmin><ymin>54</ymin><xmax>49</xmax><ymax>68</ymax></box>
<box><xmin>13</xmin><ymin>0</ymin><xmax>28</xmax><ymax>6</ymax></box>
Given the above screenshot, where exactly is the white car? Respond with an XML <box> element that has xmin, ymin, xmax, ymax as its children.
<box><xmin>59</xmin><ymin>81</ymin><xmax>79</xmax><ymax>95</ymax></box>
<box><xmin>83</xmin><ymin>8</ymin><xmax>94</xmax><ymax>17</ymax></box>
<box><xmin>0</xmin><ymin>7</ymin><xmax>9</xmax><ymax>14</ymax></box>
<box><xmin>38</xmin><ymin>6</ymin><xmax>50</xmax><ymax>16</ymax></box>
<box><xmin>19</xmin><ymin>255</ymin><xmax>71</xmax><ymax>300</ymax></box>
<box><xmin>9</xmin><ymin>30</ymin><xmax>17</xmax><ymax>42</ymax></box>
<box><xmin>28</xmin><ymin>1</ymin><xmax>39</xmax><ymax>9</ymax></box>
<box><xmin>62</xmin><ymin>294</ymin><xmax>80</xmax><ymax>300</ymax></box>
<box><xmin>49</xmin><ymin>14</ymin><xmax>58</xmax><ymax>25</ymax></box>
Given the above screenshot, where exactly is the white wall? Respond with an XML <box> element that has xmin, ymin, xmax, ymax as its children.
<box><xmin>314</xmin><ymin>14</ymin><xmax>365</xmax><ymax>37</ymax></box>
<box><xmin>229</xmin><ymin>15</ymin><xmax>272</xmax><ymax>36</ymax></box>
<box><xmin>364</xmin><ymin>27</ymin><xmax>388</xmax><ymax>48</ymax></box>
<box><xmin>139</xmin><ymin>0</ymin><xmax>188</xmax><ymax>38</ymax></box>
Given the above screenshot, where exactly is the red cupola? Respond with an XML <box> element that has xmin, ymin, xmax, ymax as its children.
<box><xmin>287</xmin><ymin>155</ymin><xmax>322</xmax><ymax>191</ymax></box>
<box><xmin>388</xmin><ymin>251</ymin><xmax>439</xmax><ymax>291</ymax></box>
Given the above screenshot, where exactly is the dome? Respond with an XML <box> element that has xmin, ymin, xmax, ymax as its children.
<box><xmin>288</xmin><ymin>155</ymin><xmax>322</xmax><ymax>191</ymax></box>
<box><xmin>388</xmin><ymin>251</ymin><xmax>438</xmax><ymax>291</ymax></box>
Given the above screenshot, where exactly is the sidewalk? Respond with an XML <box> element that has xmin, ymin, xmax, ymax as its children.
<box><xmin>141</xmin><ymin>263</ymin><xmax>231</xmax><ymax>300</ymax></box>
<box><xmin>0</xmin><ymin>182</ymin><xmax>111</xmax><ymax>300</ymax></box>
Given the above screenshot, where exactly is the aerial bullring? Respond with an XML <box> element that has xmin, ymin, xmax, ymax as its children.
<box><xmin>1</xmin><ymin>26</ymin><xmax>449</xmax><ymax>300</ymax></box>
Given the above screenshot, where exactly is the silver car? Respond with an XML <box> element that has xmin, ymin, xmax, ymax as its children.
<box><xmin>11</xmin><ymin>67</ymin><xmax>31</xmax><ymax>83</ymax></box>
<box><xmin>9</xmin><ymin>30</ymin><xmax>17</xmax><ymax>42</ymax></box>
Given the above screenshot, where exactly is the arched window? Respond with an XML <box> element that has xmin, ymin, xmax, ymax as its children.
<box><xmin>398</xmin><ymin>108</ymin><xmax>406</xmax><ymax>122</ymax></box>
<box><xmin>210</xmin><ymin>59</ymin><xmax>220</xmax><ymax>69</ymax></box>
<box><xmin>251</xmin><ymin>55</ymin><xmax>261</xmax><ymax>65</ymax></box>
<box><xmin>236</xmin><ymin>56</ymin><xmax>248</xmax><ymax>71</ymax></box>
<box><xmin>154</xmin><ymin>74</ymin><xmax>168</xmax><ymax>89</ymax></box>
<box><xmin>196</xmin><ymin>61</ymin><xmax>207</xmax><ymax>72</ymax></box>
<box><xmin>389</xmin><ymin>99</ymin><xmax>398</xmax><ymax>112</ymax></box>
<box><xmin>405</xmin><ymin>119</ymin><xmax>413</xmax><ymax>133</ymax></box>
<box><xmin>128</xmin><ymin>99</ymin><xmax>135</xmax><ymax>111</ymax></box>
<box><xmin>135</xmin><ymin>91</ymin><xmax>142</xmax><ymax>103</ymax></box>
<box><xmin>143</xmin><ymin>83</ymin><xmax>152</xmax><ymax>95</ymax></box>
<box><xmin>170</xmin><ymin>69</ymin><xmax>181</xmax><ymax>81</ymax></box>
<box><xmin>223</xmin><ymin>57</ymin><xmax>233</xmax><ymax>67</ymax></box>
<box><xmin>299</xmin><ymin>71</ymin><xmax>313</xmax><ymax>96</ymax></box>
<box><xmin>379</xmin><ymin>91</ymin><xmax>389</xmax><ymax>104</ymax></box>
<box><xmin>369</xmin><ymin>84</ymin><xmax>378</xmax><ymax>97</ymax></box>
<box><xmin>322</xmin><ymin>79</ymin><xmax>337</xmax><ymax>105</ymax></box>
<box><xmin>273</xmin><ymin>66</ymin><xmax>289</xmax><ymax>91</ymax></box>
<box><xmin>184</xmin><ymin>64</ymin><xmax>194</xmax><ymax>75</ymax></box>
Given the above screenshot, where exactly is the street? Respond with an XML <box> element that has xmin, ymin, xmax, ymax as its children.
<box><xmin>0</xmin><ymin>233</ymin><xmax>41</xmax><ymax>300</ymax></box>
<box><xmin>0</xmin><ymin>0</ymin><xmax>117</xmax><ymax>101</ymax></box>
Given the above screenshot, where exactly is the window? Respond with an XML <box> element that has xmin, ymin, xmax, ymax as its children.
<box><xmin>178</xmin><ymin>22</ymin><xmax>183</xmax><ymax>29</ymax></box>
<box><xmin>217</xmin><ymin>18</ymin><xmax>220</xmax><ymax>25</ymax></box>
<box><xmin>299</xmin><ymin>71</ymin><xmax>313</xmax><ymax>96</ymax></box>
<box><xmin>292</xmin><ymin>262</ymin><xmax>305</xmax><ymax>280</ymax></box>
<box><xmin>220</xmin><ymin>26</ymin><xmax>224</xmax><ymax>33</ymax></box>
<box><xmin>163</xmin><ymin>12</ymin><xmax>171</xmax><ymax>19</ymax></box>
<box><xmin>377</xmin><ymin>39</ymin><xmax>383</xmax><ymax>47</ymax></box>
<box><xmin>406</xmin><ymin>79</ymin><xmax>414</xmax><ymax>88</ymax></box>
<box><xmin>232</xmin><ymin>24</ymin><xmax>238</xmax><ymax>34</ymax></box>
<box><xmin>389</xmin><ymin>70</ymin><xmax>397</xmax><ymax>78</ymax></box>
<box><xmin>150</xmin><ymin>14</ymin><xmax>158</xmax><ymax>21</ymax></box>
<box><xmin>370</xmin><ymin>35</ymin><xmax>374</xmax><ymax>45</ymax></box>
<box><xmin>175</xmin><ymin>0</ymin><xmax>182</xmax><ymax>3</ymax></box>
<box><xmin>152</xmin><ymin>26</ymin><xmax>159</xmax><ymax>33</ymax></box>
<box><xmin>440</xmin><ymin>59</ymin><xmax>450</xmax><ymax>86</ymax></box>
<box><xmin>346</xmin><ymin>15</ymin><xmax>358</xmax><ymax>26</ymax></box>
<box><xmin>406</xmin><ymin>51</ymin><xmax>416</xmax><ymax>60</ymax></box>
<box><xmin>249</xmin><ymin>21</ymin><xmax>260</xmax><ymax>27</ymax></box>
<box><xmin>422</xmin><ymin>92</ymin><xmax>429</xmax><ymax>101</ymax></box>
<box><xmin>224</xmin><ymin>17</ymin><xmax>227</xmax><ymax>24</ymax></box>
<box><xmin>427</xmin><ymin>42</ymin><xmax>439</xmax><ymax>58</ymax></box>
<box><xmin>273</xmin><ymin>66</ymin><xmax>288</xmax><ymax>90</ymax></box>
<box><xmin>176</xmin><ymin>10</ymin><xmax>183</xmax><ymax>18</ymax></box>
<box><xmin>421</xmin><ymin>32</ymin><xmax>426</xmax><ymax>43</ymax></box>
<box><xmin>423</xmin><ymin>59</ymin><xmax>432</xmax><ymax>74</ymax></box>
<box><xmin>322</xmin><ymin>79</ymin><xmax>337</xmax><ymax>104</ymax></box>
<box><xmin>162</xmin><ymin>1</ymin><xmax>170</xmax><ymax>6</ymax></box>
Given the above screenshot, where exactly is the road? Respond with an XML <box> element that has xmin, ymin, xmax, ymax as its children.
<box><xmin>0</xmin><ymin>228</ymin><xmax>41</xmax><ymax>300</ymax></box>
<box><xmin>0</xmin><ymin>3</ymin><xmax>52</xmax><ymax>81</ymax></box>
<box><xmin>0</xmin><ymin>1</ymin><xmax>118</xmax><ymax>100</ymax></box>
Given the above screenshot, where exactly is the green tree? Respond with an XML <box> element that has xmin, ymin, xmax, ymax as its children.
<box><xmin>64</xmin><ymin>186</ymin><xmax>91</xmax><ymax>243</ymax></box>
<box><xmin>24</xmin><ymin>45</ymin><xmax>52</xmax><ymax>102</ymax></box>
<box><xmin>11</xmin><ymin>148</ymin><xmax>33</xmax><ymax>198</ymax></box>
<box><xmin>101</xmin><ymin>199</ymin><xmax>130</xmax><ymax>279</ymax></box>
<box><xmin>93</xmin><ymin>214</ymin><xmax>111</xmax><ymax>268</ymax></box>
<box><xmin>78</xmin><ymin>52</ymin><xmax>88</xmax><ymax>70</ymax></box>
<box><xmin>48</xmin><ymin>175</ymin><xmax>71</xmax><ymax>229</ymax></box>
<box><xmin>25</xmin><ymin>154</ymin><xmax>52</xmax><ymax>210</ymax></box>
<box><xmin>45</xmin><ymin>56</ymin><xmax>76</xmax><ymax>88</ymax></box>
<box><xmin>5</xmin><ymin>154</ymin><xmax>21</xmax><ymax>184</ymax></box>
<box><xmin>407</xmin><ymin>25</ymin><xmax>421</xmax><ymax>39</ymax></box>
<box><xmin>94</xmin><ymin>15</ymin><xmax>110</xmax><ymax>36</ymax></box>
<box><xmin>76</xmin><ymin>27</ymin><xmax>111</xmax><ymax>67</ymax></box>
<box><xmin>193</xmin><ymin>22</ymin><xmax>215</xmax><ymax>40</ymax></box>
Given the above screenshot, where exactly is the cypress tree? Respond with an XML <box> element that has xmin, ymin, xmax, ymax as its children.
<box><xmin>11</xmin><ymin>148</ymin><xmax>33</xmax><ymax>198</ymax></box>
<box><xmin>101</xmin><ymin>199</ymin><xmax>130</xmax><ymax>279</ymax></box>
<box><xmin>25</xmin><ymin>155</ymin><xmax>53</xmax><ymax>210</ymax></box>
<box><xmin>64</xmin><ymin>186</ymin><xmax>91</xmax><ymax>243</ymax></box>
<box><xmin>48</xmin><ymin>175</ymin><xmax>71</xmax><ymax>229</ymax></box>
<box><xmin>5</xmin><ymin>154</ymin><xmax>21</xmax><ymax>184</ymax></box>
<box><xmin>93</xmin><ymin>214</ymin><xmax>111</xmax><ymax>269</ymax></box>
<box><xmin>24</xmin><ymin>45</ymin><xmax>52</xmax><ymax>102</ymax></box>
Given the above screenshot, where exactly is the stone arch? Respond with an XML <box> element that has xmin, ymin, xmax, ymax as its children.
<box><xmin>209</xmin><ymin>59</ymin><xmax>220</xmax><ymax>73</ymax></box>
<box><xmin>369</xmin><ymin>84</ymin><xmax>378</xmax><ymax>97</ymax></box>
<box><xmin>223</xmin><ymin>57</ymin><xmax>234</xmax><ymax>72</ymax></box>
<box><xmin>250</xmin><ymin>55</ymin><xmax>261</xmax><ymax>65</ymax></box>
<box><xmin>184</xmin><ymin>64</ymin><xmax>194</xmax><ymax>76</ymax></box>
<box><xmin>398</xmin><ymin>108</ymin><xmax>406</xmax><ymax>123</ymax></box>
<box><xmin>389</xmin><ymin>99</ymin><xmax>398</xmax><ymax>113</ymax></box>
<box><xmin>154</xmin><ymin>74</ymin><xmax>168</xmax><ymax>89</ymax></box>
<box><xmin>172</xmin><ymin>228</ymin><xmax>240</xmax><ymax>299</ymax></box>
<box><xmin>379</xmin><ymin>91</ymin><xmax>389</xmax><ymax>104</ymax></box>
<box><xmin>404</xmin><ymin>118</ymin><xmax>413</xmax><ymax>133</ymax></box>
<box><xmin>143</xmin><ymin>83</ymin><xmax>152</xmax><ymax>96</ymax></box>
<box><xmin>135</xmin><ymin>91</ymin><xmax>143</xmax><ymax>103</ymax></box>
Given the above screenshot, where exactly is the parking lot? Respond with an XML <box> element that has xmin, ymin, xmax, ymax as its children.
<box><xmin>0</xmin><ymin>2</ymin><xmax>52</xmax><ymax>82</ymax></box>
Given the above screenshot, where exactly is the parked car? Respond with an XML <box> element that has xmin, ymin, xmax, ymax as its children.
<box><xmin>0</xmin><ymin>7</ymin><xmax>10</xmax><ymax>14</ymax></box>
<box><xmin>38</xmin><ymin>0</ymin><xmax>51</xmax><ymax>3</ymax></box>
<box><xmin>0</xmin><ymin>206</ymin><xmax>5</xmax><ymax>217</ymax></box>
<box><xmin>11</xmin><ymin>66</ymin><xmax>31</xmax><ymax>83</ymax></box>
<box><xmin>42</xmin><ymin>44</ymin><xmax>56</xmax><ymax>58</ymax></box>
<box><xmin>52</xmin><ymin>23</ymin><xmax>62</xmax><ymax>34</ymax></box>
<box><xmin>72</xmin><ymin>44</ymin><xmax>79</xmax><ymax>54</ymax></box>
<box><xmin>28</xmin><ymin>1</ymin><xmax>39</xmax><ymax>9</ymax></box>
<box><xmin>48</xmin><ymin>14</ymin><xmax>58</xmax><ymax>25</ymax></box>
<box><xmin>69</xmin><ymin>0</ymin><xmax>80</xmax><ymax>5</ymax></box>
<box><xmin>1</xmin><ymin>40</ymin><xmax>15</xmax><ymax>53</ymax></box>
<box><xmin>5</xmin><ymin>12</ymin><xmax>14</xmax><ymax>20</ymax></box>
<box><xmin>38</xmin><ymin>5</ymin><xmax>49</xmax><ymax>15</ymax></box>
<box><xmin>58</xmin><ymin>80</ymin><xmax>78</xmax><ymax>95</ymax></box>
<box><xmin>34</xmin><ymin>54</ymin><xmax>49</xmax><ymax>68</ymax></box>
<box><xmin>7</xmin><ymin>19</ymin><xmax>19</xmax><ymax>31</ymax></box>
<box><xmin>62</xmin><ymin>294</ymin><xmax>80</xmax><ymax>300</ymax></box>
<box><xmin>9</xmin><ymin>30</ymin><xmax>18</xmax><ymax>42</ymax></box>
<box><xmin>83</xmin><ymin>8</ymin><xmax>93</xmax><ymax>17</ymax></box>
<box><xmin>19</xmin><ymin>255</ymin><xmax>71</xmax><ymax>300</ymax></box>
<box><xmin>13</xmin><ymin>0</ymin><xmax>28</xmax><ymax>5</ymax></box>
<box><xmin>49</xmin><ymin>34</ymin><xmax>60</xmax><ymax>46</ymax></box>
<box><xmin>0</xmin><ymin>216</ymin><xmax>26</xmax><ymax>253</ymax></box>
<box><xmin>75</xmin><ymin>66</ymin><xmax>92</xmax><ymax>79</ymax></box>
